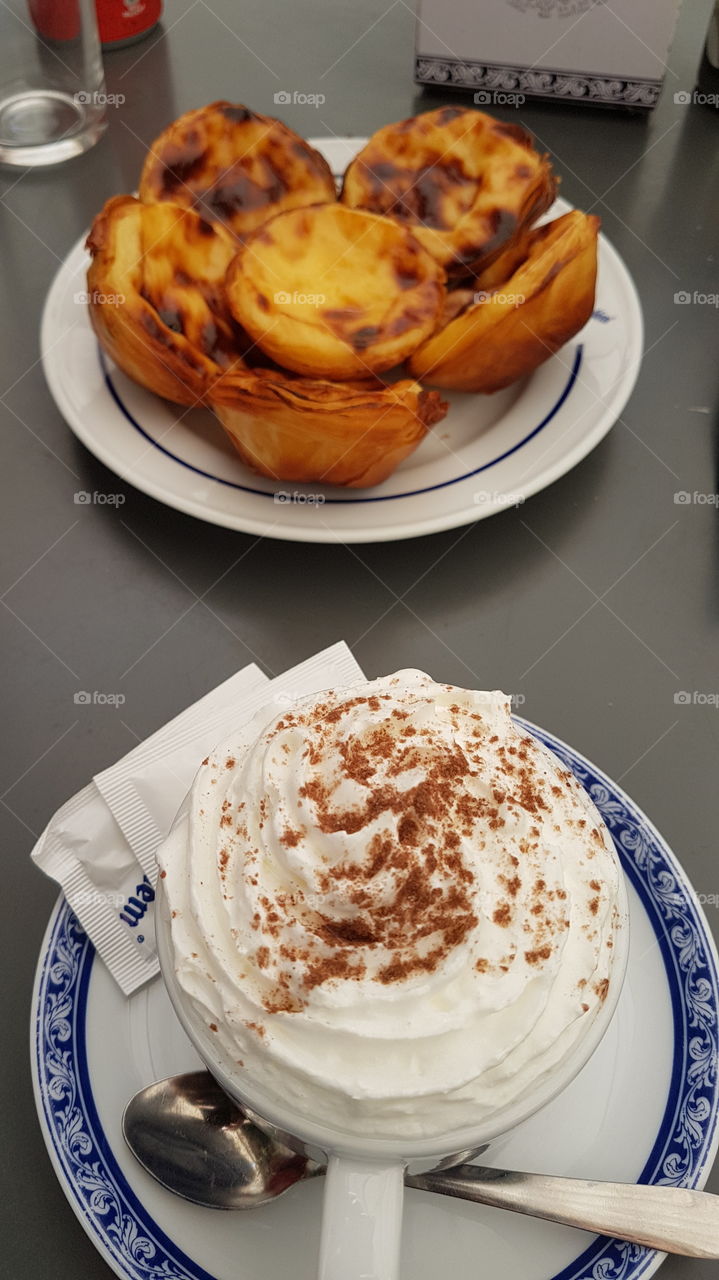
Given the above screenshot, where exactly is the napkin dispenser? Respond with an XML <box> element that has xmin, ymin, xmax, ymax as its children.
<box><xmin>415</xmin><ymin>0</ymin><xmax>682</xmax><ymax>110</ymax></box>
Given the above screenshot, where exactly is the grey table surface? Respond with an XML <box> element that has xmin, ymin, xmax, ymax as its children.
<box><xmin>1</xmin><ymin>0</ymin><xmax>718</xmax><ymax>1276</ymax></box>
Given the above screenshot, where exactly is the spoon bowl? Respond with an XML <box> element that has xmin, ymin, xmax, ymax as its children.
<box><xmin>123</xmin><ymin>1070</ymin><xmax>323</xmax><ymax>1209</ymax></box>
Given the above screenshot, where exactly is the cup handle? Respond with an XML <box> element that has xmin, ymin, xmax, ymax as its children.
<box><xmin>317</xmin><ymin>1154</ymin><xmax>405</xmax><ymax>1280</ymax></box>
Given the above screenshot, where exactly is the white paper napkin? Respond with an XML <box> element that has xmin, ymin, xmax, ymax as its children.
<box><xmin>32</xmin><ymin>642</ymin><xmax>365</xmax><ymax>994</ymax></box>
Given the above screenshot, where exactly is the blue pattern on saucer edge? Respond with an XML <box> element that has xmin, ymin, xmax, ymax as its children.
<box><xmin>33</xmin><ymin>723</ymin><xmax>719</xmax><ymax>1280</ymax></box>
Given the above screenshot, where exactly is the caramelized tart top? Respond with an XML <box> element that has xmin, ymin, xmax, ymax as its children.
<box><xmin>341</xmin><ymin>106</ymin><xmax>557</xmax><ymax>275</ymax></box>
<box><xmin>139</xmin><ymin>101</ymin><xmax>338</xmax><ymax>241</ymax></box>
<box><xmin>225</xmin><ymin>202</ymin><xmax>446</xmax><ymax>379</ymax></box>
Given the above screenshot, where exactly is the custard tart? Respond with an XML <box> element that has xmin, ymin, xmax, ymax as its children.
<box><xmin>139</xmin><ymin>101</ymin><xmax>337</xmax><ymax>242</ymax></box>
<box><xmin>341</xmin><ymin>106</ymin><xmax>557</xmax><ymax>277</ymax></box>
<box><xmin>86</xmin><ymin>195</ymin><xmax>249</xmax><ymax>405</ymax></box>
<box><xmin>225</xmin><ymin>202</ymin><xmax>445</xmax><ymax>379</ymax></box>
<box><xmin>407</xmin><ymin>210</ymin><xmax>600</xmax><ymax>393</ymax></box>
<box><xmin>209</xmin><ymin>367</ymin><xmax>447</xmax><ymax>488</ymax></box>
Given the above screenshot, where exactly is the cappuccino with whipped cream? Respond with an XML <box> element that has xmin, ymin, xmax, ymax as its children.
<box><xmin>158</xmin><ymin>671</ymin><xmax>622</xmax><ymax>1139</ymax></box>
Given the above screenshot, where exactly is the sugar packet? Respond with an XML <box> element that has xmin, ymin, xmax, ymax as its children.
<box><xmin>32</xmin><ymin>662</ymin><xmax>268</xmax><ymax>993</ymax></box>
<box><xmin>32</xmin><ymin>783</ymin><xmax>161</xmax><ymax>994</ymax></box>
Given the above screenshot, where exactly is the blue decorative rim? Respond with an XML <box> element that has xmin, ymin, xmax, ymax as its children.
<box><xmin>100</xmin><ymin>345</ymin><xmax>583</xmax><ymax>506</ymax></box>
<box><xmin>33</xmin><ymin>723</ymin><xmax>719</xmax><ymax>1280</ymax></box>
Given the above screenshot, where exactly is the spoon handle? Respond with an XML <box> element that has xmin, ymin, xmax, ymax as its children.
<box><xmin>405</xmin><ymin>1166</ymin><xmax>719</xmax><ymax>1258</ymax></box>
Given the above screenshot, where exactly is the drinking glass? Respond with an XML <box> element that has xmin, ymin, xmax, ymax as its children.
<box><xmin>0</xmin><ymin>0</ymin><xmax>106</xmax><ymax>166</ymax></box>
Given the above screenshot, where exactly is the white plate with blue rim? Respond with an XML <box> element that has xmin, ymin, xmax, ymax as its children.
<box><xmin>40</xmin><ymin>139</ymin><xmax>643</xmax><ymax>544</ymax></box>
<box><xmin>31</xmin><ymin>718</ymin><xmax>719</xmax><ymax>1280</ymax></box>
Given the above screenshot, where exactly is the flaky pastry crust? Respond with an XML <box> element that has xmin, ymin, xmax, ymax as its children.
<box><xmin>209</xmin><ymin>367</ymin><xmax>447</xmax><ymax>488</ymax></box>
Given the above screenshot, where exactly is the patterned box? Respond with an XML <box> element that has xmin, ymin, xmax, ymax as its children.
<box><xmin>415</xmin><ymin>0</ymin><xmax>682</xmax><ymax>109</ymax></box>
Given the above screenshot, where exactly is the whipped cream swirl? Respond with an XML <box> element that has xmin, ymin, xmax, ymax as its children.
<box><xmin>158</xmin><ymin>671</ymin><xmax>622</xmax><ymax>1139</ymax></box>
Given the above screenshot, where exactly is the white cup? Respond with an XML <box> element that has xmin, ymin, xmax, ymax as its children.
<box><xmin>155</xmin><ymin>818</ymin><xmax>630</xmax><ymax>1280</ymax></box>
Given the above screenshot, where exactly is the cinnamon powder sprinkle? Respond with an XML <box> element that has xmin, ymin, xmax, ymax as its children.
<box><xmin>245</xmin><ymin>1021</ymin><xmax>266</xmax><ymax>1039</ymax></box>
<box><xmin>247</xmin><ymin>700</ymin><xmax>493</xmax><ymax>1007</ymax></box>
<box><xmin>304</xmin><ymin>952</ymin><xmax>367</xmax><ymax>990</ymax></box>
<box><xmin>235</xmin><ymin>692</ymin><xmax>603</xmax><ymax>1019</ymax></box>
<box><xmin>264</xmin><ymin>989</ymin><xmax>303</xmax><ymax>1015</ymax></box>
<box><xmin>493</xmin><ymin>902</ymin><xmax>512</xmax><ymax>927</ymax></box>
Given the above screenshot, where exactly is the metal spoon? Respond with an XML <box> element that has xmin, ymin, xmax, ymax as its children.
<box><xmin>123</xmin><ymin>1071</ymin><xmax>719</xmax><ymax>1259</ymax></box>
